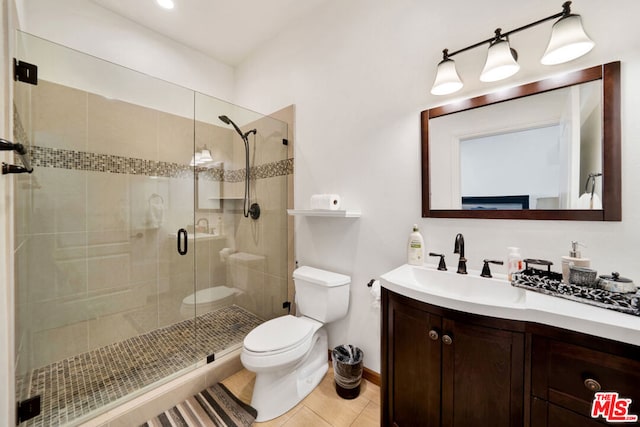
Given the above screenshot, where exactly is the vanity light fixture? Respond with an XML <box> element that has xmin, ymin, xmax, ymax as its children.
<box><xmin>479</xmin><ymin>29</ymin><xmax>520</xmax><ymax>82</ymax></box>
<box><xmin>156</xmin><ymin>0</ymin><xmax>175</xmax><ymax>10</ymax></box>
<box><xmin>541</xmin><ymin>10</ymin><xmax>594</xmax><ymax>65</ymax></box>
<box><xmin>431</xmin><ymin>50</ymin><xmax>463</xmax><ymax>96</ymax></box>
<box><xmin>430</xmin><ymin>1</ymin><xmax>594</xmax><ymax>95</ymax></box>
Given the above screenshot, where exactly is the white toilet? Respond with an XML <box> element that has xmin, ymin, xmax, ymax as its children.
<box><xmin>240</xmin><ymin>266</ymin><xmax>350</xmax><ymax>422</ymax></box>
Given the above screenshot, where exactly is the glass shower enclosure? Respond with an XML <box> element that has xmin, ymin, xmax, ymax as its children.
<box><xmin>13</xmin><ymin>32</ymin><xmax>289</xmax><ymax>426</ymax></box>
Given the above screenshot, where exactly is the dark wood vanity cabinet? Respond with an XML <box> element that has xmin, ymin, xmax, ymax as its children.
<box><xmin>530</xmin><ymin>332</ymin><xmax>640</xmax><ymax>426</ymax></box>
<box><xmin>382</xmin><ymin>289</ymin><xmax>525</xmax><ymax>427</ymax></box>
<box><xmin>382</xmin><ymin>288</ymin><xmax>640</xmax><ymax>427</ymax></box>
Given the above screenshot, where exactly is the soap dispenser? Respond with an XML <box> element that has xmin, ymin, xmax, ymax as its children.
<box><xmin>561</xmin><ymin>241</ymin><xmax>590</xmax><ymax>283</ymax></box>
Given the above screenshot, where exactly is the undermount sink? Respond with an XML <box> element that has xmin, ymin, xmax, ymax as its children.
<box><xmin>380</xmin><ymin>264</ymin><xmax>526</xmax><ymax>307</ymax></box>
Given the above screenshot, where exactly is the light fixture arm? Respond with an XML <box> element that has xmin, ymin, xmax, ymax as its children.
<box><xmin>444</xmin><ymin>1</ymin><xmax>571</xmax><ymax>59</ymax></box>
<box><xmin>430</xmin><ymin>1</ymin><xmax>591</xmax><ymax>95</ymax></box>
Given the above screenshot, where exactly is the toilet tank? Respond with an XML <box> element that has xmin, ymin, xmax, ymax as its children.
<box><xmin>293</xmin><ymin>266</ymin><xmax>350</xmax><ymax>323</ymax></box>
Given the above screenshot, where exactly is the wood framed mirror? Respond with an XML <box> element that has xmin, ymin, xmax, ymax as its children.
<box><xmin>421</xmin><ymin>62</ymin><xmax>620</xmax><ymax>221</ymax></box>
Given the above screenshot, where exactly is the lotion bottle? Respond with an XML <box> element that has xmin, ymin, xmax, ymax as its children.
<box><xmin>507</xmin><ymin>247</ymin><xmax>523</xmax><ymax>282</ymax></box>
<box><xmin>407</xmin><ymin>224</ymin><xmax>425</xmax><ymax>266</ymax></box>
<box><xmin>561</xmin><ymin>241</ymin><xmax>590</xmax><ymax>283</ymax></box>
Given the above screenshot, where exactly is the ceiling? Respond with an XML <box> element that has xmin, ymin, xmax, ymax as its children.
<box><xmin>90</xmin><ymin>0</ymin><xmax>330</xmax><ymax>66</ymax></box>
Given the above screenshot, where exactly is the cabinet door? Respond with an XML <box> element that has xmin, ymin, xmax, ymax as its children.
<box><xmin>386</xmin><ymin>296</ymin><xmax>442</xmax><ymax>427</ymax></box>
<box><xmin>441</xmin><ymin>318</ymin><xmax>525</xmax><ymax>427</ymax></box>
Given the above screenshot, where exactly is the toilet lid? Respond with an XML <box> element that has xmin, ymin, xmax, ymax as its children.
<box><xmin>182</xmin><ymin>286</ymin><xmax>236</xmax><ymax>306</ymax></box>
<box><xmin>244</xmin><ymin>315</ymin><xmax>314</xmax><ymax>353</ymax></box>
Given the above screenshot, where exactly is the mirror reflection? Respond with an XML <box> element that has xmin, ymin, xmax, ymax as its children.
<box><xmin>429</xmin><ymin>80</ymin><xmax>602</xmax><ymax>210</ymax></box>
<box><xmin>422</xmin><ymin>61</ymin><xmax>621</xmax><ymax>221</ymax></box>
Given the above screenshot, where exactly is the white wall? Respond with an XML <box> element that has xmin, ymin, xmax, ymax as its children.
<box><xmin>17</xmin><ymin>0</ymin><xmax>235</xmax><ymax>102</ymax></box>
<box><xmin>234</xmin><ymin>0</ymin><xmax>640</xmax><ymax>373</ymax></box>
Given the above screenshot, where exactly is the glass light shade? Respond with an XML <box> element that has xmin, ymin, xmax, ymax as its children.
<box><xmin>541</xmin><ymin>14</ymin><xmax>594</xmax><ymax>65</ymax></box>
<box><xmin>199</xmin><ymin>149</ymin><xmax>213</xmax><ymax>163</ymax></box>
<box><xmin>430</xmin><ymin>59</ymin><xmax>463</xmax><ymax>96</ymax></box>
<box><xmin>480</xmin><ymin>39</ymin><xmax>520</xmax><ymax>82</ymax></box>
<box><xmin>193</xmin><ymin>152</ymin><xmax>203</xmax><ymax>165</ymax></box>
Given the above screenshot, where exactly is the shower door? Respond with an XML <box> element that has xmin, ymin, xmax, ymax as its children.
<box><xmin>13</xmin><ymin>32</ymin><xmax>198</xmax><ymax>426</ymax></box>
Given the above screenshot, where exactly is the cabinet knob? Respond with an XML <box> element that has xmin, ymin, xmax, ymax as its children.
<box><xmin>584</xmin><ymin>378</ymin><xmax>602</xmax><ymax>392</ymax></box>
<box><xmin>442</xmin><ymin>334</ymin><xmax>453</xmax><ymax>345</ymax></box>
<box><xmin>428</xmin><ymin>330</ymin><xmax>439</xmax><ymax>341</ymax></box>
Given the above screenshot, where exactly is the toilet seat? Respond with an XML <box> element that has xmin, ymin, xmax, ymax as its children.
<box><xmin>244</xmin><ymin>315</ymin><xmax>315</xmax><ymax>354</ymax></box>
<box><xmin>241</xmin><ymin>316</ymin><xmax>323</xmax><ymax>371</ymax></box>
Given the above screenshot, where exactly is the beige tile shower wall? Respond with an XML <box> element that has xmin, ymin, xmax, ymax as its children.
<box><xmin>33</xmin><ymin>80</ymin><xmax>88</xmax><ymax>151</ymax></box>
<box><xmin>88</xmin><ymin>93</ymin><xmax>158</xmax><ymax>159</ymax></box>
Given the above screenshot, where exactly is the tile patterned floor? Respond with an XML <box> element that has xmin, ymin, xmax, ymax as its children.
<box><xmin>222</xmin><ymin>367</ymin><xmax>380</xmax><ymax>427</ymax></box>
<box><xmin>18</xmin><ymin>306</ymin><xmax>263</xmax><ymax>427</ymax></box>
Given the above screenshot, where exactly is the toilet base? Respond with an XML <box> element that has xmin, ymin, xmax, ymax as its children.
<box><xmin>250</xmin><ymin>329</ymin><xmax>328</xmax><ymax>422</ymax></box>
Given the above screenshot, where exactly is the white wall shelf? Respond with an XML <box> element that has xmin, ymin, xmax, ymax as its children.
<box><xmin>287</xmin><ymin>209</ymin><xmax>361</xmax><ymax>218</ymax></box>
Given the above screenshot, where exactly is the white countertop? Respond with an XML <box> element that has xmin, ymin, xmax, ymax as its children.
<box><xmin>380</xmin><ymin>263</ymin><xmax>640</xmax><ymax>347</ymax></box>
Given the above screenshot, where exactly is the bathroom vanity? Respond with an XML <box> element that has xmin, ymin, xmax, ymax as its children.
<box><xmin>380</xmin><ymin>264</ymin><xmax>640</xmax><ymax>427</ymax></box>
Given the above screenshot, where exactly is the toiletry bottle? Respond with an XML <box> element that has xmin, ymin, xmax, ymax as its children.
<box><xmin>561</xmin><ymin>241</ymin><xmax>590</xmax><ymax>283</ymax></box>
<box><xmin>407</xmin><ymin>224</ymin><xmax>425</xmax><ymax>266</ymax></box>
<box><xmin>507</xmin><ymin>247</ymin><xmax>523</xmax><ymax>281</ymax></box>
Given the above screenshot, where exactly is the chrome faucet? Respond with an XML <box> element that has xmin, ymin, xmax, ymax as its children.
<box><xmin>196</xmin><ymin>217</ymin><xmax>209</xmax><ymax>233</ymax></box>
<box><xmin>454</xmin><ymin>233</ymin><xmax>467</xmax><ymax>274</ymax></box>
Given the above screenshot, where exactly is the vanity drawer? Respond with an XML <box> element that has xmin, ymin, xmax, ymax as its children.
<box><xmin>532</xmin><ymin>335</ymin><xmax>640</xmax><ymax>418</ymax></box>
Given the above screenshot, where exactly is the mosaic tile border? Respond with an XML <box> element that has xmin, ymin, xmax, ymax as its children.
<box><xmin>27</xmin><ymin>145</ymin><xmax>293</xmax><ymax>181</ymax></box>
<box><xmin>19</xmin><ymin>305</ymin><xmax>263</xmax><ymax>427</ymax></box>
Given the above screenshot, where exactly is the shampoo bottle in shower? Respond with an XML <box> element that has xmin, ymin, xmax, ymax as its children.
<box><xmin>407</xmin><ymin>224</ymin><xmax>425</xmax><ymax>266</ymax></box>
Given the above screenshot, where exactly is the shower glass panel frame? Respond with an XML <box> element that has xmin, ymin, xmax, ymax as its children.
<box><xmin>13</xmin><ymin>31</ymin><xmax>289</xmax><ymax>426</ymax></box>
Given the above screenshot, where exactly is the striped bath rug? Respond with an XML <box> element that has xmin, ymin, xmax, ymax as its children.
<box><xmin>141</xmin><ymin>383</ymin><xmax>257</xmax><ymax>427</ymax></box>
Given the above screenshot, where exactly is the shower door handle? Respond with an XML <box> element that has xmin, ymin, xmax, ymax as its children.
<box><xmin>177</xmin><ymin>228</ymin><xmax>188</xmax><ymax>255</ymax></box>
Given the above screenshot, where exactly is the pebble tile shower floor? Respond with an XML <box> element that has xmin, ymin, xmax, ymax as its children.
<box><xmin>17</xmin><ymin>305</ymin><xmax>263</xmax><ymax>427</ymax></box>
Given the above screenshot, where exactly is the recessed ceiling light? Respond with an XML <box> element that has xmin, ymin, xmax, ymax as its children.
<box><xmin>156</xmin><ymin>0</ymin><xmax>175</xmax><ymax>10</ymax></box>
